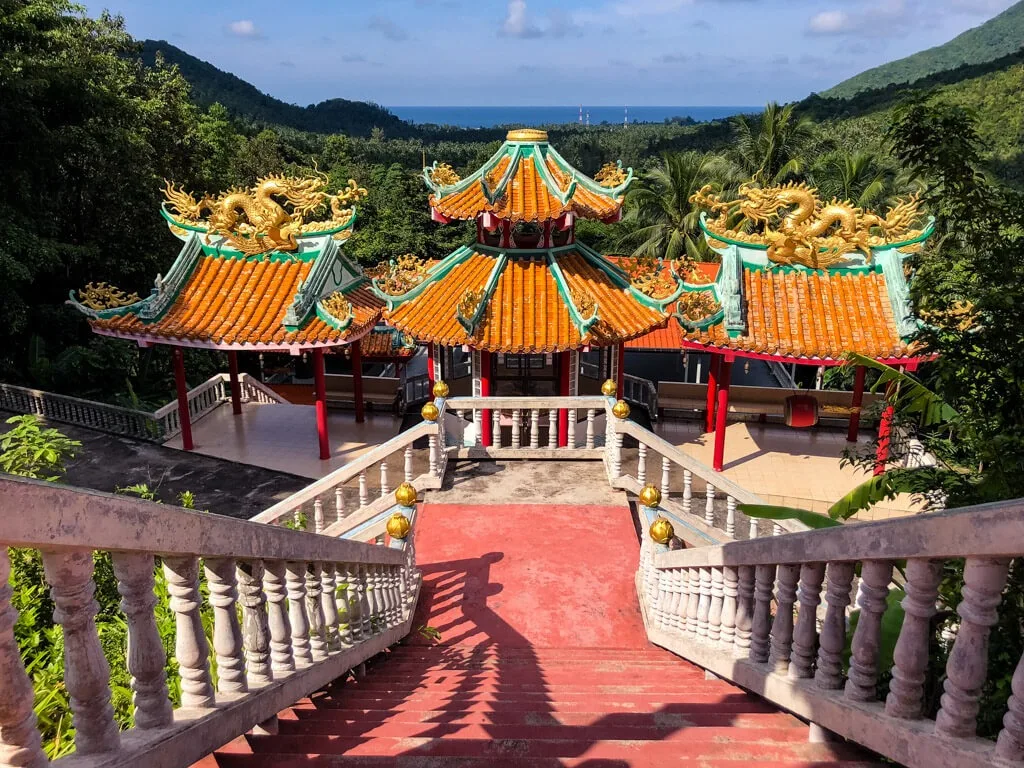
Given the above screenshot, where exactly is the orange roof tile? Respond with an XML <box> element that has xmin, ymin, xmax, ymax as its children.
<box><xmin>359</xmin><ymin>329</ymin><xmax>416</xmax><ymax>359</ymax></box>
<box><xmin>91</xmin><ymin>255</ymin><xmax>383</xmax><ymax>349</ymax></box>
<box><xmin>385</xmin><ymin>250</ymin><xmax>667</xmax><ymax>354</ymax></box>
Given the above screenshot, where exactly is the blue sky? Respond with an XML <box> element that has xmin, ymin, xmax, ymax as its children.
<box><xmin>85</xmin><ymin>0</ymin><xmax>1017</xmax><ymax>106</ymax></box>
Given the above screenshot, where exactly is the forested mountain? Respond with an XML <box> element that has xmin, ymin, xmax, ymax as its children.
<box><xmin>821</xmin><ymin>0</ymin><xmax>1024</xmax><ymax>98</ymax></box>
<box><xmin>140</xmin><ymin>40</ymin><xmax>416</xmax><ymax>138</ymax></box>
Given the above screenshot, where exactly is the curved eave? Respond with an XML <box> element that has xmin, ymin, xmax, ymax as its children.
<box><xmin>87</xmin><ymin>321</ymin><xmax>376</xmax><ymax>351</ymax></box>
<box><xmin>677</xmin><ymin>338</ymin><xmax>936</xmax><ymax>367</ymax></box>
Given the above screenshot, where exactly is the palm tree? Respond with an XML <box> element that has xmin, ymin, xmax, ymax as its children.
<box><xmin>730</xmin><ymin>102</ymin><xmax>816</xmax><ymax>184</ymax></box>
<box><xmin>810</xmin><ymin>150</ymin><xmax>895</xmax><ymax>208</ymax></box>
<box><xmin>617</xmin><ymin>151</ymin><xmax>738</xmax><ymax>261</ymax></box>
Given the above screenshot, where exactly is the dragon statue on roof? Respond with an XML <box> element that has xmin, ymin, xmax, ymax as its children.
<box><xmin>163</xmin><ymin>175</ymin><xmax>368</xmax><ymax>256</ymax></box>
<box><xmin>690</xmin><ymin>182</ymin><xmax>926</xmax><ymax>269</ymax></box>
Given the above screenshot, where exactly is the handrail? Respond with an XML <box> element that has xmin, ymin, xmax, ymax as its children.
<box><xmin>0</xmin><ymin>475</ymin><xmax>420</xmax><ymax>768</ymax></box>
<box><xmin>443</xmin><ymin>395</ymin><xmax>607</xmax><ymax>453</ymax></box>
<box><xmin>446</xmin><ymin>395</ymin><xmax>606</xmax><ymax>409</ymax></box>
<box><xmin>635</xmin><ymin>496</ymin><xmax>1024</xmax><ymax>768</ymax></box>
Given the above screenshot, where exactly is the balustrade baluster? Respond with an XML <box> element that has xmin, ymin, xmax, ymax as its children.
<box><xmin>696</xmin><ymin>567</ymin><xmax>712</xmax><ymax>638</ymax></box>
<box><xmin>612</xmin><ymin>432</ymin><xmax>623</xmax><ymax>478</ymax></box>
<box><xmin>815</xmin><ymin>561</ymin><xmax>855</xmax><ymax>690</ymax></box>
<box><xmin>996</xmin><ymin>651</ymin><xmax>1024</xmax><ymax>760</ymax></box>
<box><xmin>391</xmin><ymin>565</ymin><xmax>404</xmax><ymax>626</ymax></box>
<box><xmin>652</xmin><ymin>567</ymin><xmax>669</xmax><ymax>630</ymax></box>
<box><xmin>492</xmin><ymin>409</ymin><xmax>502</xmax><ymax>448</ymax></box>
<box><xmin>236</xmin><ymin>560</ymin><xmax>272</xmax><ymax>685</ymax></box>
<box><xmin>380</xmin><ymin>461</ymin><xmax>390</xmax><ymax>498</ymax></box>
<box><xmin>0</xmin><ymin>551</ymin><xmax>47</xmax><ymax>766</ymax></box>
<box><xmin>530</xmin><ymin>409</ymin><xmax>540</xmax><ymax>448</ymax></box>
<box><xmin>511</xmin><ymin>410</ymin><xmax>521</xmax><ymax>449</ymax></box>
<box><xmin>726</xmin><ymin>496</ymin><xmax>736</xmax><ymax>538</ymax></box>
<box><xmin>548</xmin><ymin>409</ymin><xmax>557</xmax><ymax>449</ymax></box>
<box><xmin>428</xmin><ymin>434</ymin><xmax>438</xmax><ymax>476</ymax></box>
<box><xmin>305</xmin><ymin>564</ymin><xmax>328</xmax><ymax>662</ymax></box>
<box><xmin>721</xmin><ymin>566</ymin><xmax>738</xmax><ymax>648</ymax></box>
<box><xmin>734</xmin><ymin>565</ymin><xmax>754</xmax><ymax>653</ymax></box>
<box><xmin>748</xmin><ymin>515</ymin><xmax>758</xmax><ymax>539</ymax></box>
<box><xmin>263</xmin><ymin>562</ymin><xmax>294</xmax><ymax>673</ymax></box>
<box><xmin>845</xmin><ymin>560</ymin><xmax>894</xmax><ymax>701</ymax></box>
<box><xmin>637</xmin><ymin>443</ymin><xmax>648</xmax><ymax>484</ymax></box>
<box><xmin>586</xmin><ymin>409</ymin><xmax>596</xmax><ymax>448</ymax></box>
<box><xmin>313</xmin><ymin>498</ymin><xmax>324</xmax><ymax>534</ymax></box>
<box><xmin>320</xmin><ymin>564</ymin><xmax>340</xmax><ymax>652</ymax></box>
<box><xmin>682</xmin><ymin>470</ymin><xmax>692</xmax><ymax>514</ymax></box>
<box><xmin>335</xmin><ymin>487</ymin><xmax>345</xmax><ymax>522</ymax></box>
<box><xmin>935</xmin><ymin>557</ymin><xmax>1010</xmax><ymax>737</ymax></box>
<box><xmin>358</xmin><ymin>564</ymin><xmax>373</xmax><ymax>638</ymax></box>
<box><xmin>789</xmin><ymin>563</ymin><xmax>825</xmax><ymax>679</ymax></box>
<box><xmin>111</xmin><ymin>553</ymin><xmax>173</xmax><ymax>728</ymax></box>
<box><xmin>705</xmin><ymin>484</ymin><xmax>715</xmax><ymax>526</ymax></box>
<box><xmin>660</xmin><ymin>458</ymin><xmax>671</xmax><ymax>500</ymax></box>
<box><xmin>336</xmin><ymin>566</ymin><xmax>354</xmax><ymax>647</ymax></box>
<box><xmin>205</xmin><ymin>558</ymin><xmax>247</xmax><ymax>693</ymax></box>
<box><xmin>685</xmin><ymin>567</ymin><xmax>700</xmax><ymax>635</ymax></box>
<box><xmin>404</xmin><ymin>445</ymin><xmax>414</xmax><ymax>483</ymax></box>
<box><xmin>162</xmin><ymin>556</ymin><xmax>216</xmax><ymax>709</ymax></box>
<box><xmin>285</xmin><ymin>562</ymin><xmax>312</xmax><ymax>667</ymax></box>
<box><xmin>773</xmin><ymin>524</ymin><xmax>783</xmax><ymax>536</ymax></box>
<box><xmin>886</xmin><ymin>559</ymin><xmax>943</xmax><ymax>718</ymax></box>
<box><xmin>359</xmin><ymin>470</ymin><xmax>369</xmax><ymax>508</ymax></box>
<box><xmin>568</xmin><ymin>409</ymin><xmax>577</xmax><ymax>448</ymax></box>
<box><xmin>670</xmin><ymin>569</ymin><xmax>688</xmax><ymax>634</ymax></box>
<box><xmin>750</xmin><ymin>564</ymin><xmax>776</xmax><ymax>664</ymax></box>
<box><xmin>768</xmin><ymin>564</ymin><xmax>799</xmax><ymax>674</ymax></box>
<box><xmin>473</xmin><ymin>409</ymin><xmax>482</xmax><ymax>446</ymax></box>
<box><xmin>708</xmin><ymin>568</ymin><xmax>724</xmax><ymax>642</ymax></box>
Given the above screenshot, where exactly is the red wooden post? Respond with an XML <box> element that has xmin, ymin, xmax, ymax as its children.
<box><xmin>847</xmin><ymin>365</ymin><xmax>866</xmax><ymax>443</ymax></box>
<box><xmin>615</xmin><ymin>342</ymin><xmax>625</xmax><ymax>398</ymax></box>
<box><xmin>713</xmin><ymin>358</ymin><xmax>733</xmax><ymax>472</ymax></box>
<box><xmin>558</xmin><ymin>351</ymin><xmax>571</xmax><ymax>447</ymax></box>
<box><xmin>352</xmin><ymin>340</ymin><xmax>365</xmax><ymax>424</ymax></box>
<box><xmin>426</xmin><ymin>343</ymin><xmax>436</xmax><ymax>386</ymax></box>
<box><xmin>314</xmin><ymin>348</ymin><xmax>330</xmax><ymax>460</ymax></box>
<box><xmin>172</xmin><ymin>347</ymin><xmax>193</xmax><ymax>451</ymax></box>
<box><xmin>480</xmin><ymin>350</ymin><xmax>493</xmax><ymax>448</ymax></box>
<box><xmin>227</xmin><ymin>350</ymin><xmax>242</xmax><ymax>415</ymax></box>
<box><xmin>705</xmin><ymin>353</ymin><xmax>721</xmax><ymax>434</ymax></box>
<box><xmin>875</xmin><ymin>397</ymin><xmax>895</xmax><ymax>476</ymax></box>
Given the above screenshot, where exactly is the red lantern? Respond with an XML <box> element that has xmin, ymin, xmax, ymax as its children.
<box><xmin>785</xmin><ymin>394</ymin><xmax>819</xmax><ymax>428</ymax></box>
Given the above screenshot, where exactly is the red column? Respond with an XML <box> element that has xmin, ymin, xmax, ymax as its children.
<box><xmin>616</xmin><ymin>343</ymin><xmax>625</xmax><ymax>398</ymax></box>
<box><xmin>875</xmin><ymin>397</ymin><xmax>895</xmax><ymax>475</ymax></box>
<box><xmin>705</xmin><ymin>353</ymin><xmax>721</xmax><ymax>433</ymax></box>
<box><xmin>314</xmin><ymin>348</ymin><xmax>330</xmax><ymax>460</ymax></box>
<box><xmin>847</xmin><ymin>365</ymin><xmax>866</xmax><ymax>443</ymax></box>
<box><xmin>426</xmin><ymin>343</ymin><xmax>435</xmax><ymax>386</ymax></box>
<box><xmin>228</xmin><ymin>350</ymin><xmax>242</xmax><ymax>415</ymax></box>
<box><xmin>558</xmin><ymin>351</ymin><xmax>571</xmax><ymax>447</ymax></box>
<box><xmin>480</xmin><ymin>350</ymin><xmax>493</xmax><ymax>448</ymax></box>
<box><xmin>352</xmin><ymin>340</ymin><xmax>365</xmax><ymax>424</ymax></box>
<box><xmin>713</xmin><ymin>358</ymin><xmax>732</xmax><ymax>472</ymax></box>
<box><xmin>172</xmin><ymin>347</ymin><xmax>193</xmax><ymax>451</ymax></box>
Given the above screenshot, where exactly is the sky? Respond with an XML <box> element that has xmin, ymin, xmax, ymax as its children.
<box><xmin>84</xmin><ymin>0</ymin><xmax>1018</xmax><ymax>107</ymax></box>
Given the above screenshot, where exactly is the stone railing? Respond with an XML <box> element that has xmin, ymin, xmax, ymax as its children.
<box><xmin>0</xmin><ymin>374</ymin><xmax>284</xmax><ymax>443</ymax></box>
<box><xmin>443</xmin><ymin>395</ymin><xmax>607</xmax><ymax>457</ymax></box>
<box><xmin>636</xmin><ymin>498</ymin><xmax>1024</xmax><ymax>768</ymax></box>
<box><xmin>0</xmin><ymin>474</ymin><xmax>420</xmax><ymax>768</ymax></box>
<box><xmin>251</xmin><ymin>411</ymin><xmax>447</xmax><ymax>532</ymax></box>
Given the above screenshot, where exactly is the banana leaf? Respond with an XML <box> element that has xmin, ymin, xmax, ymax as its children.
<box><xmin>844</xmin><ymin>352</ymin><xmax>958</xmax><ymax>428</ymax></box>
<box><xmin>738</xmin><ymin>504</ymin><xmax>843</xmax><ymax>529</ymax></box>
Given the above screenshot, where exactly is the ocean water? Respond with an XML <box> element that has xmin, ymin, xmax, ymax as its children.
<box><xmin>388</xmin><ymin>105</ymin><xmax>758</xmax><ymax>129</ymax></box>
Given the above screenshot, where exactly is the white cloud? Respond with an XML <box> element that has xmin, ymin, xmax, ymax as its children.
<box><xmin>503</xmin><ymin>0</ymin><xmax>543</xmax><ymax>38</ymax></box>
<box><xmin>808</xmin><ymin>10</ymin><xmax>851</xmax><ymax>34</ymax></box>
<box><xmin>226</xmin><ymin>20</ymin><xmax>262</xmax><ymax>38</ymax></box>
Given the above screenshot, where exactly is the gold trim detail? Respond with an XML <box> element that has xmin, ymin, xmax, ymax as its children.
<box><xmin>506</xmin><ymin>129</ymin><xmax>549</xmax><ymax>142</ymax></box>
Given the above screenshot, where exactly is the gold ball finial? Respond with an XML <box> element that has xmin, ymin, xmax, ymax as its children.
<box><xmin>386</xmin><ymin>511</ymin><xmax>412</xmax><ymax>540</ymax></box>
<box><xmin>601</xmin><ymin>379</ymin><xmax>618</xmax><ymax>397</ymax></box>
<box><xmin>395</xmin><ymin>482</ymin><xmax>417</xmax><ymax>507</ymax></box>
<box><xmin>506</xmin><ymin>128</ymin><xmax>549</xmax><ymax>142</ymax></box>
<box><xmin>649</xmin><ymin>516</ymin><xmax>674</xmax><ymax>545</ymax></box>
<box><xmin>612</xmin><ymin>399</ymin><xmax>631</xmax><ymax>419</ymax></box>
<box><xmin>421</xmin><ymin>401</ymin><xmax>439</xmax><ymax>422</ymax></box>
<box><xmin>639</xmin><ymin>484</ymin><xmax>662</xmax><ymax>508</ymax></box>
<box><xmin>432</xmin><ymin>380</ymin><xmax>450</xmax><ymax>399</ymax></box>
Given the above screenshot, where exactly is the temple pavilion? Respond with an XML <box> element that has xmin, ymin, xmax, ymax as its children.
<box><xmin>372</xmin><ymin>129</ymin><xmax>680</xmax><ymax>446</ymax></box>
<box><xmin>630</xmin><ymin>182</ymin><xmax>935</xmax><ymax>471</ymax></box>
<box><xmin>68</xmin><ymin>174</ymin><xmax>383</xmax><ymax>459</ymax></box>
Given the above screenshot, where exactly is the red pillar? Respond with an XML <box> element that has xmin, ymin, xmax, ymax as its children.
<box><xmin>352</xmin><ymin>340</ymin><xmax>365</xmax><ymax>424</ymax></box>
<box><xmin>712</xmin><ymin>358</ymin><xmax>732</xmax><ymax>472</ymax></box>
<box><xmin>705</xmin><ymin>353</ymin><xmax>721</xmax><ymax>434</ymax></box>
<box><xmin>558</xmin><ymin>351</ymin><xmax>571</xmax><ymax>447</ymax></box>
<box><xmin>615</xmin><ymin>343</ymin><xmax>625</xmax><ymax>398</ymax></box>
<box><xmin>426</xmin><ymin>343</ymin><xmax>436</xmax><ymax>386</ymax></box>
<box><xmin>847</xmin><ymin>365</ymin><xmax>866</xmax><ymax>443</ymax></box>
<box><xmin>172</xmin><ymin>346</ymin><xmax>193</xmax><ymax>451</ymax></box>
<box><xmin>314</xmin><ymin>348</ymin><xmax>330</xmax><ymax>460</ymax></box>
<box><xmin>875</xmin><ymin>397</ymin><xmax>895</xmax><ymax>476</ymax></box>
<box><xmin>480</xmin><ymin>350</ymin><xmax>493</xmax><ymax>448</ymax></box>
<box><xmin>228</xmin><ymin>350</ymin><xmax>242</xmax><ymax>415</ymax></box>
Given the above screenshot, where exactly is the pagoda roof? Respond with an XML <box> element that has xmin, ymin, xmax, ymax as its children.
<box><xmin>372</xmin><ymin>244</ymin><xmax>676</xmax><ymax>355</ymax></box>
<box><xmin>69</xmin><ymin>232</ymin><xmax>383</xmax><ymax>351</ymax></box>
<box><xmin>359</xmin><ymin>327</ymin><xmax>417</xmax><ymax>360</ymax></box>
<box><xmin>424</xmin><ymin>130</ymin><xmax>633</xmax><ymax>223</ymax></box>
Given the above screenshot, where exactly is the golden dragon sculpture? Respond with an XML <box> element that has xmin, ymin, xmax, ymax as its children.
<box><xmin>163</xmin><ymin>174</ymin><xmax>368</xmax><ymax>256</ymax></box>
<box><xmin>690</xmin><ymin>182</ymin><xmax>926</xmax><ymax>269</ymax></box>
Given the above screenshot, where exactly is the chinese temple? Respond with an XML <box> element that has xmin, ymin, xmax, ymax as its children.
<box><xmin>631</xmin><ymin>182</ymin><xmax>935</xmax><ymax>471</ymax></box>
<box><xmin>68</xmin><ymin>174</ymin><xmax>382</xmax><ymax>459</ymax></box>
<box><xmin>373</xmin><ymin>129</ymin><xmax>679</xmax><ymax>446</ymax></box>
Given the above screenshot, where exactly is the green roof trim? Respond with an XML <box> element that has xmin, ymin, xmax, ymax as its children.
<box><xmin>574</xmin><ymin>241</ymin><xmax>684</xmax><ymax>312</ymax></box>
<box><xmin>456</xmin><ymin>252</ymin><xmax>508</xmax><ymax>335</ymax></box>
<box><xmin>370</xmin><ymin>245</ymin><xmax>476</xmax><ymax>310</ymax></box>
<box><xmin>547</xmin><ymin>252</ymin><xmax>600</xmax><ymax>337</ymax></box>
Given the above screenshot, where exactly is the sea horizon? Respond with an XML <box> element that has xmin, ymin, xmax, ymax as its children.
<box><xmin>387</xmin><ymin>105</ymin><xmax>759</xmax><ymax>129</ymax></box>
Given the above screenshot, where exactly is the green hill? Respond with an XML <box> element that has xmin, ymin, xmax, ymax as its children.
<box><xmin>140</xmin><ymin>40</ymin><xmax>416</xmax><ymax>137</ymax></box>
<box><xmin>821</xmin><ymin>1</ymin><xmax>1024</xmax><ymax>99</ymax></box>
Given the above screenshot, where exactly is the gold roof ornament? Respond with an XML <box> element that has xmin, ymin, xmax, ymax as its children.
<box><xmin>429</xmin><ymin>163</ymin><xmax>461</xmax><ymax>187</ymax></box>
<box><xmin>421</xmin><ymin>401</ymin><xmax>440</xmax><ymax>422</ymax></box>
<box><xmin>612</xmin><ymin>400</ymin><xmax>631</xmax><ymax>419</ymax></box>
<box><xmin>649</xmin><ymin>516</ymin><xmax>674</xmax><ymax>544</ymax></box>
<box><xmin>639</xmin><ymin>484</ymin><xmax>662</xmax><ymax>508</ymax></box>
<box><xmin>395</xmin><ymin>482</ymin><xmax>417</xmax><ymax>507</ymax></box>
<box><xmin>386</xmin><ymin>511</ymin><xmax>412</xmax><ymax>540</ymax></box>
<box><xmin>369</xmin><ymin>254</ymin><xmax>429</xmax><ymax>296</ymax></box>
<box><xmin>506</xmin><ymin>128</ymin><xmax>549</xmax><ymax>142</ymax></box>
<box><xmin>690</xmin><ymin>182</ymin><xmax>927</xmax><ymax>269</ymax></box>
<box><xmin>75</xmin><ymin>282</ymin><xmax>140</xmax><ymax>311</ymax></box>
<box><xmin>595</xmin><ymin>162</ymin><xmax>629</xmax><ymax>188</ymax></box>
<box><xmin>320</xmin><ymin>291</ymin><xmax>353</xmax><ymax>324</ymax></box>
<box><xmin>432</xmin><ymin>380</ymin><xmax>450</xmax><ymax>399</ymax></box>
<box><xmin>601</xmin><ymin>379</ymin><xmax>618</xmax><ymax>397</ymax></box>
